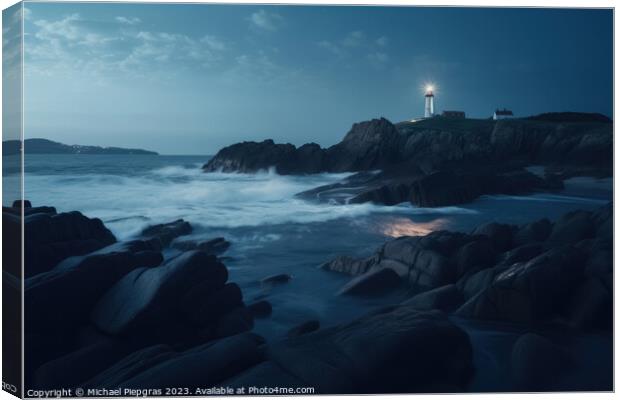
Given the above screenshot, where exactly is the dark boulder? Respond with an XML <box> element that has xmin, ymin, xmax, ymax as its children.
<box><xmin>182</xmin><ymin>283</ymin><xmax>243</xmax><ymax>327</ymax></box>
<box><xmin>13</xmin><ymin>199</ymin><xmax>32</xmax><ymax>208</ymax></box>
<box><xmin>263</xmin><ymin>307</ymin><xmax>473</xmax><ymax>393</ymax></box>
<box><xmin>140</xmin><ymin>219</ymin><xmax>192</xmax><ymax>247</ymax></box>
<box><xmin>287</xmin><ymin>320</ymin><xmax>320</xmax><ymax>338</ymax></box>
<box><xmin>213</xmin><ymin>306</ymin><xmax>255</xmax><ymax>339</ymax></box>
<box><xmin>511</xmin><ymin>333</ymin><xmax>573</xmax><ymax>391</ymax></box>
<box><xmin>401</xmin><ymin>284</ymin><xmax>464</xmax><ymax>312</ymax></box>
<box><xmin>24</xmin><ymin>211</ymin><xmax>116</xmax><ymax>277</ymax></box>
<box><xmin>91</xmin><ymin>251</ymin><xmax>227</xmax><ymax>336</ymax></box>
<box><xmin>565</xmin><ymin>276</ymin><xmax>612</xmax><ymax>331</ymax></box>
<box><xmin>454</xmin><ymin>237</ymin><xmax>497</xmax><ymax>278</ymax></box>
<box><xmin>472</xmin><ymin>222</ymin><xmax>515</xmax><ymax>252</ymax></box>
<box><xmin>498</xmin><ymin>243</ymin><xmax>544</xmax><ymax>267</ymax></box>
<box><xmin>456</xmin><ymin>246</ymin><xmax>586</xmax><ymax>324</ymax></box>
<box><xmin>33</xmin><ymin>339</ymin><xmax>136</xmax><ymax>390</ymax></box>
<box><xmin>546</xmin><ymin>210</ymin><xmax>595</xmax><ymax>247</ymax></box>
<box><xmin>118</xmin><ymin>333</ymin><xmax>264</xmax><ymax>390</ymax></box>
<box><xmin>338</xmin><ymin>268</ymin><xmax>401</xmax><ymax>296</ymax></box>
<box><xmin>513</xmin><ymin>218</ymin><xmax>552</xmax><ymax>246</ymax></box>
<box><xmin>320</xmin><ymin>255</ymin><xmax>378</xmax><ymax>276</ymax></box>
<box><xmin>82</xmin><ymin>345</ymin><xmax>177</xmax><ymax>389</ymax></box>
<box><xmin>172</xmin><ymin>237</ymin><xmax>230</xmax><ymax>255</ymax></box>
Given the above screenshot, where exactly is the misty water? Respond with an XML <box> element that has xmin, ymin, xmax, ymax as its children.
<box><xmin>7</xmin><ymin>154</ymin><xmax>613</xmax><ymax>389</ymax></box>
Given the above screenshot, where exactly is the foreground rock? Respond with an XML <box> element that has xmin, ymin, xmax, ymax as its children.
<box><xmin>5</xmin><ymin>204</ymin><xmax>117</xmax><ymax>277</ymax></box>
<box><xmin>324</xmin><ymin>203</ymin><xmax>612</xmax><ymax>331</ymax></box>
<box><xmin>227</xmin><ymin>307</ymin><xmax>473</xmax><ymax>393</ymax></box>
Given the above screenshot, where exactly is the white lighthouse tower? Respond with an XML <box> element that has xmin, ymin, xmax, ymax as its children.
<box><xmin>424</xmin><ymin>85</ymin><xmax>435</xmax><ymax>118</ymax></box>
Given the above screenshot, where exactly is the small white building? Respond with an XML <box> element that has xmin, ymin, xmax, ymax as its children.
<box><xmin>493</xmin><ymin>108</ymin><xmax>514</xmax><ymax>120</ymax></box>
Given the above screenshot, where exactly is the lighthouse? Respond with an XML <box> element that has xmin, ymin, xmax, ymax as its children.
<box><xmin>424</xmin><ymin>85</ymin><xmax>435</xmax><ymax>118</ymax></box>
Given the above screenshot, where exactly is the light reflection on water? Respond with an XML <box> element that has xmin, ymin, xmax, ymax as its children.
<box><xmin>379</xmin><ymin>217</ymin><xmax>449</xmax><ymax>238</ymax></box>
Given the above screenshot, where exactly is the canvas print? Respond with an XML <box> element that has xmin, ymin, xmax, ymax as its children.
<box><xmin>2</xmin><ymin>2</ymin><xmax>613</xmax><ymax>397</ymax></box>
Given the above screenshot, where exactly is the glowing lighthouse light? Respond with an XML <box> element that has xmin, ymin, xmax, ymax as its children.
<box><xmin>424</xmin><ymin>84</ymin><xmax>435</xmax><ymax>118</ymax></box>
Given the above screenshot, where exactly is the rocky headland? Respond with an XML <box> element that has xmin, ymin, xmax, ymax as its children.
<box><xmin>203</xmin><ymin>114</ymin><xmax>612</xmax><ymax>207</ymax></box>
<box><xmin>2</xmin><ymin>138</ymin><xmax>158</xmax><ymax>156</ymax></box>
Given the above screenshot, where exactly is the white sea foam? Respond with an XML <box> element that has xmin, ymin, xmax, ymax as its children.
<box><xmin>22</xmin><ymin>162</ymin><xmax>481</xmax><ymax>239</ymax></box>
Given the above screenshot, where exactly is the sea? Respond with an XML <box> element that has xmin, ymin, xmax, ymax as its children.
<box><xmin>3</xmin><ymin>154</ymin><xmax>614</xmax><ymax>389</ymax></box>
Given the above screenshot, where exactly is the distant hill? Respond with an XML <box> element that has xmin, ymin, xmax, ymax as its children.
<box><xmin>2</xmin><ymin>138</ymin><xmax>158</xmax><ymax>156</ymax></box>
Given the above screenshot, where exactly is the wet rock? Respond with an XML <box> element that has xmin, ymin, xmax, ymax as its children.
<box><xmin>173</xmin><ymin>237</ymin><xmax>230</xmax><ymax>255</ymax></box>
<box><xmin>513</xmin><ymin>218</ymin><xmax>552</xmax><ymax>246</ymax></box>
<box><xmin>247</xmin><ymin>301</ymin><xmax>272</xmax><ymax>318</ymax></box>
<box><xmin>546</xmin><ymin>210</ymin><xmax>595</xmax><ymax>247</ymax></box>
<box><xmin>33</xmin><ymin>340</ymin><xmax>135</xmax><ymax>390</ymax></box>
<box><xmin>82</xmin><ymin>345</ymin><xmax>177</xmax><ymax>389</ymax></box>
<box><xmin>320</xmin><ymin>255</ymin><xmax>377</xmax><ymax>276</ymax></box>
<box><xmin>91</xmin><ymin>251</ymin><xmax>227</xmax><ymax>336</ymax></box>
<box><xmin>287</xmin><ymin>320</ymin><xmax>320</xmax><ymax>338</ymax></box>
<box><xmin>118</xmin><ymin>333</ymin><xmax>264</xmax><ymax>390</ymax></box>
<box><xmin>498</xmin><ymin>243</ymin><xmax>544</xmax><ymax>266</ymax></box>
<box><xmin>401</xmin><ymin>284</ymin><xmax>464</xmax><ymax>312</ymax></box>
<box><xmin>213</xmin><ymin>307</ymin><xmax>254</xmax><ymax>339</ymax></box>
<box><xmin>183</xmin><ymin>283</ymin><xmax>243</xmax><ymax>327</ymax></box>
<box><xmin>456</xmin><ymin>246</ymin><xmax>586</xmax><ymax>324</ymax></box>
<box><xmin>260</xmin><ymin>273</ymin><xmax>292</xmax><ymax>285</ymax></box>
<box><xmin>566</xmin><ymin>276</ymin><xmax>612</xmax><ymax>331</ymax></box>
<box><xmin>472</xmin><ymin>222</ymin><xmax>515</xmax><ymax>252</ymax></box>
<box><xmin>455</xmin><ymin>238</ymin><xmax>497</xmax><ymax>278</ymax></box>
<box><xmin>338</xmin><ymin>268</ymin><xmax>401</xmax><ymax>296</ymax></box>
<box><xmin>140</xmin><ymin>219</ymin><xmax>192</xmax><ymax>247</ymax></box>
<box><xmin>263</xmin><ymin>306</ymin><xmax>473</xmax><ymax>393</ymax></box>
<box><xmin>26</xmin><ymin>241</ymin><xmax>163</xmax><ymax>338</ymax></box>
<box><xmin>456</xmin><ymin>266</ymin><xmax>507</xmax><ymax>300</ymax></box>
<box><xmin>24</xmin><ymin>211</ymin><xmax>116</xmax><ymax>277</ymax></box>
<box><xmin>511</xmin><ymin>333</ymin><xmax>573</xmax><ymax>391</ymax></box>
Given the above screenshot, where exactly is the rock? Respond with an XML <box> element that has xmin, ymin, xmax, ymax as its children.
<box><xmin>91</xmin><ymin>251</ymin><xmax>227</xmax><ymax>336</ymax></box>
<box><xmin>455</xmin><ymin>238</ymin><xmax>497</xmax><ymax>278</ymax></box>
<box><xmin>24</xmin><ymin>211</ymin><xmax>116</xmax><ymax>277</ymax></box>
<box><xmin>338</xmin><ymin>268</ymin><xmax>401</xmax><ymax>296</ymax></box>
<box><xmin>223</xmin><ymin>361</ymin><xmax>308</xmax><ymax>389</ymax></box>
<box><xmin>472</xmin><ymin>222</ymin><xmax>515</xmax><ymax>252</ymax></box>
<box><xmin>513</xmin><ymin>218</ymin><xmax>552</xmax><ymax>246</ymax></box>
<box><xmin>498</xmin><ymin>243</ymin><xmax>544</xmax><ymax>266</ymax></box>
<box><xmin>287</xmin><ymin>320</ymin><xmax>320</xmax><ymax>338</ymax></box>
<box><xmin>13</xmin><ymin>199</ymin><xmax>32</xmax><ymax>208</ymax></box>
<box><xmin>408</xmin><ymin>171</ymin><xmax>486</xmax><ymax>207</ymax></box>
<box><xmin>213</xmin><ymin>307</ymin><xmax>254</xmax><ymax>339</ymax></box>
<box><xmin>260</xmin><ymin>273</ymin><xmax>292</xmax><ymax>285</ymax></box>
<box><xmin>511</xmin><ymin>333</ymin><xmax>573</xmax><ymax>391</ymax></box>
<box><xmin>140</xmin><ymin>219</ymin><xmax>192</xmax><ymax>247</ymax></box>
<box><xmin>566</xmin><ymin>276</ymin><xmax>612</xmax><ymax>331</ymax></box>
<box><xmin>118</xmin><ymin>333</ymin><xmax>264</xmax><ymax>390</ymax></box>
<box><xmin>320</xmin><ymin>255</ymin><xmax>378</xmax><ymax>276</ymax></box>
<box><xmin>3</xmin><ymin>212</ymin><xmax>21</xmax><ymax>276</ymax></box>
<box><xmin>401</xmin><ymin>284</ymin><xmax>464</xmax><ymax>312</ymax></box>
<box><xmin>546</xmin><ymin>210</ymin><xmax>595</xmax><ymax>247</ymax></box>
<box><xmin>25</xmin><ymin>241</ymin><xmax>163</xmax><ymax>337</ymax></box>
<box><xmin>456</xmin><ymin>268</ymin><xmax>491</xmax><ymax>300</ymax></box>
<box><xmin>172</xmin><ymin>237</ymin><xmax>230</xmax><ymax>255</ymax></box>
<box><xmin>183</xmin><ymin>283</ymin><xmax>243</xmax><ymax>327</ymax></box>
<box><xmin>263</xmin><ymin>306</ymin><xmax>473</xmax><ymax>393</ymax></box>
<box><xmin>33</xmin><ymin>340</ymin><xmax>135</xmax><ymax>390</ymax></box>
<box><xmin>82</xmin><ymin>345</ymin><xmax>177</xmax><ymax>389</ymax></box>
<box><xmin>247</xmin><ymin>301</ymin><xmax>272</xmax><ymax>318</ymax></box>
<box><xmin>456</xmin><ymin>246</ymin><xmax>586</xmax><ymax>324</ymax></box>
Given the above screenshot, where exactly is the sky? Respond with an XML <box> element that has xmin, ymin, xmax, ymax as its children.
<box><xmin>7</xmin><ymin>3</ymin><xmax>614</xmax><ymax>154</ymax></box>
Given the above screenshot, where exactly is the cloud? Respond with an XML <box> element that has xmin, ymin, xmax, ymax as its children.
<box><xmin>115</xmin><ymin>16</ymin><xmax>141</xmax><ymax>25</ymax></box>
<box><xmin>249</xmin><ymin>9</ymin><xmax>283</xmax><ymax>31</ymax></box>
<box><xmin>367</xmin><ymin>51</ymin><xmax>389</xmax><ymax>67</ymax></box>
<box><xmin>375</xmin><ymin>36</ymin><xmax>388</xmax><ymax>47</ymax></box>
<box><xmin>342</xmin><ymin>30</ymin><xmax>365</xmax><ymax>47</ymax></box>
<box><xmin>201</xmin><ymin>35</ymin><xmax>226</xmax><ymax>51</ymax></box>
<box><xmin>318</xmin><ymin>31</ymin><xmax>390</xmax><ymax>66</ymax></box>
